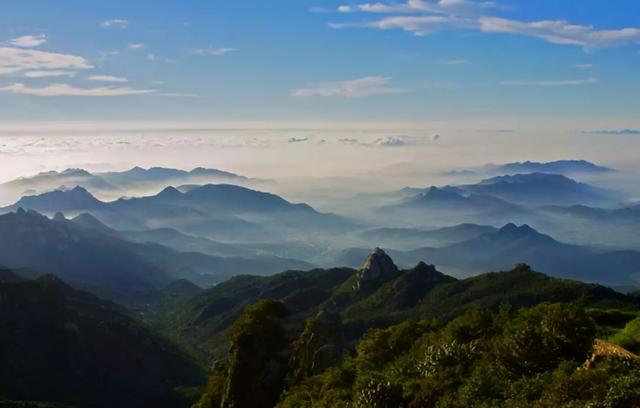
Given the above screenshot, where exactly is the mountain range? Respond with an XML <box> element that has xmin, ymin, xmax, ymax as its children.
<box><xmin>332</xmin><ymin>224</ymin><xmax>640</xmax><ymax>288</ymax></box>
<box><xmin>165</xmin><ymin>248</ymin><xmax>638</xmax><ymax>362</ymax></box>
<box><xmin>0</xmin><ymin>166</ymin><xmax>256</xmax><ymax>204</ymax></box>
<box><xmin>0</xmin><ymin>209</ymin><xmax>313</xmax><ymax>301</ymax></box>
<box><xmin>445</xmin><ymin>160</ymin><xmax>615</xmax><ymax>178</ymax></box>
<box><xmin>1</xmin><ymin>183</ymin><xmax>354</xmax><ymax>243</ymax></box>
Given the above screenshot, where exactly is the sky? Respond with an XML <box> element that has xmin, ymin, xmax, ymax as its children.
<box><xmin>0</xmin><ymin>0</ymin><xmax>639</xmax><ymax>201</ymax></box>
<box><xmin>0</xmin><ymin>0</ymin><xmax>639</xmax><ymax>123</ymax></box>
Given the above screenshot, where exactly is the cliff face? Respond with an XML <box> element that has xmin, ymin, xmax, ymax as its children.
<box><xmin>354</xmin><ymin>247</ymin><xmax>399</xmax><ymax>293</ymax></box>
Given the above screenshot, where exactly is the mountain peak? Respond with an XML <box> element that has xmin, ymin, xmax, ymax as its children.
<box><xmin>157</xmin><ymin>186</ymin><xmax>183</xmax><ymax>198</ymax></box>
<box><xmin>354</xmin><ymin>247</ymin><xmax>399</xmax><ymax>292</ymax></box>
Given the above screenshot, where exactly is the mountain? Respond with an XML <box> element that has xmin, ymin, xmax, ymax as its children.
<box><xmin>395</xmin><ymin>223</ymin><xmax>640</xmax><ymax>287</ymax></box>
<box><xmin>1</xmin><ymin>183</ymin><xmax>354</xmax><ymax>244</ymax></box>
<box><xmin>165</xmin><ymin>249</ymin><xmax>638</xmax><ymax>362</ymax></box>
<box><xmin>444</xmin><ymin>160</ymin><xmax>615</xmax><ymax>178</ymax></box>
<box><xmin>490</xmin><ymin>160</ymin><xmax>614</xmax><ymax>175</ymax></box>
<box><xmin>456</xmin><ymin>173</ymin><xmax>616</xmax><ymax>206</ymax></box>
<box><xmin>0</xmin><ymin>271</ymin><xmax>203</xmax><ymax>407</ymax></box>
<box><xmin>0</xmin><ymin>168</ymin><xmax>115</xmax><ymax>195</ymax></box>
<box><xmin>0</xmin><ymin>210</ymin><xmax>316</xmax><ymax>302</ymax></box>
<box><xmin>0</xmin><ymin>166</ymin><xmax>255</xmax><ymax>205</ymax></box>
<box><xmin>98</xmin><ymin>166</ymin><xmax>248</xmax><ymax>187</ymax></box>
<box><xmin>1</xmin><ymin>186</ymin><xmax>105</xmax><ymax>213</ymax></box>
<box><xmin>393</xmin><ymin>186</ymin><xmax>523</xmax><ymax>215</ymax></box>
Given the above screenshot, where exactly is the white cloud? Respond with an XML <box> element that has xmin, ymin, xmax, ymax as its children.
<box><xmin>23</xmin><ymin>70</ymin><xmax>75</xmax><ymax>78</ymax></box>
<box><xmin>499</xmin><ymin>77</ymin><xmax>599</xmax><ymax>86</ymax></box>
<box><xmin>479</xmin><ymin>17</ymin><xmax>640</xmax><ymax>49</ymax></box>
<box><xmin>146</xmin><ymin>53</ymin><xmax>156</xmax><ymax>61</ymax></box>
<box><xmin>88</xmin><ymin>75</ymin><xmax>129</xmax><ymax>83</ymax></box>
<box><xmin>329</xmin><ymin>15</ymin><xmax>462</xmax><ymax>36</ymax></box>
<box><xmin>101</xmin><ymin>19</ymin><xmax>129</xmax><ymax>28</ymax></box>
<box><xmin>292</xmin><ymin>76</ymin><xmax>405</xmax><ymax>97</ymax></box>
<box><xmin>128</xmin><ymin>43</ymin><xmax>146</xmax><ymax>50</ymax></box>
<box><xmin>191</xmin><ymin>48</ymin><xmax>236</xmax><ymax>56</ymax></box>
<box><xmin>0</xmin><ymin>46</ymin><xmax>93</xmax><ymax>75</ymax></box>
<box><xmin>1</xmin><ymin>83</ymin><xmax>156</xmax><ymax>97</ymax></box>
<box><xmin>327</xmin><ymin>1</ymin><xmax>640</xmax><ymax>49</ymax></box>
<box><xmin>6</xmin><ymin>34</ymin><xmax>47</xmax><ymax>48</ymax></box>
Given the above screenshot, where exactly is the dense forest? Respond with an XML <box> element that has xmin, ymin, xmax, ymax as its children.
<box><xmin>2</xmin><ymin>250</ymin><xmax>640</xmax><ymax>407</ymax></box>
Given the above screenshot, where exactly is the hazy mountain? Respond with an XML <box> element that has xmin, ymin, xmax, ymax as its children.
<box><xmin>1</xmin><ymin>183</ymin><xmax>353</xmax><ymax>243</ymax></box>
<box><xmin>395</xmin><ymin>223</ymin><xmax>640</xmax><ymax>287</ymax></box>
<box><xmin>0</xmin><ymin>166</ymin><xmax>255</xmax><ymax>204</ymax></box>
<box><xmin>490</xmin><ymin>160</ymin><xmax>614</xmax><ymax>175</ymax></box>
<box><xmin>0</xmin><ymin>270</ymin><xmax>203</xmax><ymax>407</ymax></box>
<box><xmin>444</xmin><ymin>160</ymin><xmax>614</xmax><ymax>178</ymax></box>
<box><xmin>0</xmin><ymin>168</ymin><xmax>116</xmax><ymax>195</ymax></box>
<box><xmin>0</xmin><ymin>210</ymin><xmax>315</xmax><ymax>301</ymax></box>
<box><xmin>1</xmin><ymin>186</ymin><xmax>105</xmax><ymax>213</ymax></box>
<box><xmin>98</xmin><ymin>166</ymin><xmax>248</xmax><ymax>187</ymax></box>
<box><xmin>455</xmin><ymin>173</ymin><xmax>617</xmax><ymax>206</ymax></box>
<box><xmin>392</xmin><ymin>186</ymin><xmax>523</xmax><ymax>215</ymax></box>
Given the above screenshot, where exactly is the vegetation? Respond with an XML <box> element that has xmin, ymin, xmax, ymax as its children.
<box><xmin>198</xmin><ymin>302</ymin><xmax>640</xmax><ymax>408</ymax></box>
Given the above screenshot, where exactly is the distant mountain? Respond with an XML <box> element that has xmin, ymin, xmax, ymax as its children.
<box><xmin>444</xmin><ymin>160</ymin><xmax>615</xmax><ymax>178</ymax></box>
<box><xmin>394</xmin><ymin>223</ymin><xmax>640</xmax><ymax>287</ymax></box>
<box><xmin>0</xmin><ymin>168</ymin><xmax>116</xmax><ymax>195</ymax></box>
<box><xmin>0</xmin><ymin>271</ymin><xmax>203</xmax><ymax>407</ymax></box>
<box><xmin>0</xmin><ymin>166</ymin><xmax>255</xmax><ymax>204</ymax></box>
<box><xmin>0</xmin><ymin>210</ymin><xmax>315</xmax><ymax>301</ymax></box>
<box><xmin>455</xmin><ymin>173</ymin><xmax>616</xmax><ymax>206</ymax></box>
<box><xmin>1</xmin><ymin>186</ymin><xmax>105</xmax><ymax>213</ymax></box>
<box><xmin>2</xmin><ymin>183</ymin><xmax>354</xmax><ymax>243</ymax></box>
<box><xmin>392</xmin><ymin>186</ymin><xmax>523</xmax><ymax>215</ymax></box>
<box><xmin>489</xmin><ymin>160</ymin><xmax>614</xmax><ymax>175</ymax></box>
<box><xmin>98</xmin><ymin>166</ymin><xmax>248</xmax><ymax>187</ymax></box>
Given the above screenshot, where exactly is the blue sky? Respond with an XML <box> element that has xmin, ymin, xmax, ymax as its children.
<box><xmin>0</xmin><ymin>0</ymin><xmax>639</xmax><ymax>123</ymax></box>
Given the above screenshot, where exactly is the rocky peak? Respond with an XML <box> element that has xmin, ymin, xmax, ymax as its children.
<box><xmin>354</xmin><ymin>247</ymin><xmax>399</xmax><ymax>292</ymax></box>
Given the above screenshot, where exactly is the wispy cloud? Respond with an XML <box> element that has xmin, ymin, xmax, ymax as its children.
<box><xmin>88</xmin><ymin>75</ymin><xmax>129</xmax><ymax>83</ymax></box>
<box><xmin>23</xmin><ymin>70</ymin><xmax>75</xmax><ymax>78</ymax></box>
<box><xmin>190</xmin><ymin>47</ymin><xmax>236</xmax><ymax>56</ymax></box>
<box><xmin>479</xmin><ymin>17</ymin><xmax>640</xmax><ymax>49</ymax></box>
<box><xmin>6</xmin><ymin>34</ymin><xmax>47</xmax><ymax>48</ymax></box>
<box><xmin>292</xmin><ymin>76</ymin><xmax>405</xmax><ymax>97</ymax></box>
<box><xmin>128</xmin><ymin>43</ymin><xmax>146</xmax><ymax>50</ymax></box>
<box><xmin>327</xmin><ymin>1</ymin><xmax>640</xmax><ymax>49</ymax></box>
<box><xmin>101</xmin><ymin>19</ymin><xmax>129</xmax><ymax>28</ymax></box>
<box><xmin>0</xmin><ymin>46</ymin><xmax>93</xmax><ymax>75</ymax></box>
<box><xmin>499</xmin><ymin>77</ymin><xmax>599</xmax><ymax>86</ymax></box>
<box><xmin>1</xmin><ymin>83</ymin><xmax>155</xmax><ymax>97</ymax></box>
